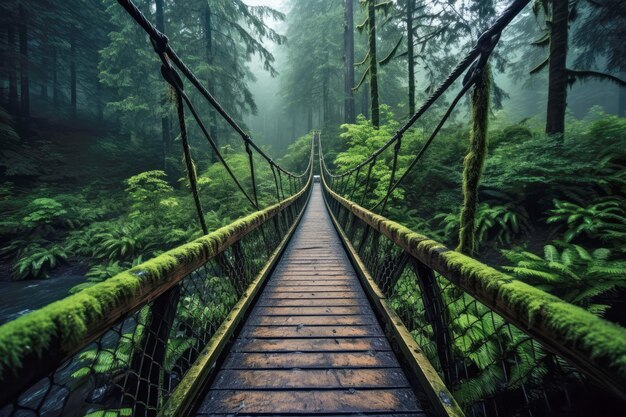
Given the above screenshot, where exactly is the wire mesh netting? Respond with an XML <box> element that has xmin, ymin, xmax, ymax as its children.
<box><xmin>0</xmin><ymin>188</ymin><xmax>309</xmax><ymax>417</ymax></box>
<box><xmin>322</xmin><ymin>184</ymin><xmax>622</xmax><ymax>417</ymax></box>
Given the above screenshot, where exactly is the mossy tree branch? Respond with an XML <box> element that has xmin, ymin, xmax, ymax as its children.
<box><xmin>457</xmin><ymin>65</ymin><xmax>491</xmax><ymax>256</ymax></box>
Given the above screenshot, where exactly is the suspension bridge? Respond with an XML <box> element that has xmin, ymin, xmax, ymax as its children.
<box><xmin>1</xmin><ymin>0</ymin><xmax>625</xmax><ymax>416</ymax></box>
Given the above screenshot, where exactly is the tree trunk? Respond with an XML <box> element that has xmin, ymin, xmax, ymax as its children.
<box><xmin>7</xmin><ymin>22</ymin><xmax>18</xmax><ymax>114</ymax></box>
<box><xmin>70</xmin><ymin>27</ymin><xmax>77</xmax><ymax>119</ymax></box>
<box><xmin>368</xmin><ymin>1</ymin><xmax>379</xmax><ymax>128</ymax></box>
<box><xmin>458</xmin><ymin>67</ymin><xmax>491</xmax><ymax>256</ymax></box>
<box><xmin>40</xmin><ymin>33</ymin><xmax>48</xmax><ymax>98</ymax></box>
<box><xmin>204</xmin><ymin>3</ymin><xmax>219</xmax><ymax>160</ymax></box>
<box><xmin>52</xmin><ymin>45</ymin><xmax>59</xmax><ymax>105</ymax></box>
<box><xmin>307</xmin><ymin>105</ymin><xmax>313</xmax><ymax>131</ymax></box>
<box><xmin>343</xmin><ymin>0</ymin><xmax>355</xmax><ymax>123</ymax></box>
<box><xmin>406</xmin><ymin>0</ymin><xmax>415</xmax><ymax>115</ymax></box>
<box><xmin>18</xmin><ymin>4</ymin><xmax>29</xmax><ymax>124</ymax></box>
<box><xmin>323</xmin><ymin>51</ymin><xmax>330</xmax><ymax>125</ymax></box>
<box><xmin>155</xmin><ymin>0</ymin><xmax>172</xmax><ymax>173</ymax></box>
<box><xmin>617</xmin><ymin>71</ymin><xmax>626</xmax><ymax>117</ymax></box>
<box><xmin>545</xmin><ymin>0</ymin><xmax>568</xmax><ymax>136</ymax></box>
<box><xmin>96</xmin><ymin>78</ymin><xmax>103</xmax><ymax>122</ymax></box>
<box><xmin>361</xmin><ymin>82</ymin><xmax>369</xmax><ymax>118</ymax></box>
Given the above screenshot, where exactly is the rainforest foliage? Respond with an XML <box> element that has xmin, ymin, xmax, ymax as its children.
<box><xmin>0</xmin><ymin>0</ymin><xmax>625</xmax><ymax>415</ymax></box>
<box><xmin>0</xmin><ymin>0</ymin><xmax>624</xmax><ymax>320</ymax></box>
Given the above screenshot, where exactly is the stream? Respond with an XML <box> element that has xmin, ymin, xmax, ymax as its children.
<box><xmin>0</xmin><ymin>269</ymin><xmax>86</xmax><ymax>324</ymax></box>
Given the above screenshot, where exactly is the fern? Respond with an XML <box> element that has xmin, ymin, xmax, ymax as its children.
<box><xmin>503</xmin><ymin>243</ymin><xmax>626</xmax><ymax>313</ymax></box>
<box><xmin>547</xmin><ymin>197</ymin><xmax>626</xmax><ymax>245</ymax></box>
<box><xmin>435</xmin><ymin>202</ymin><xmax>531</xmax><ymax>250</ymax></box>
<box><xmin>11</xmin><ymin>243</ymin><xmax>68</xmax><ymax>280</ymax></box>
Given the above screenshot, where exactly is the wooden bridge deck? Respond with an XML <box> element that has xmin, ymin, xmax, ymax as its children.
<box><xmin>196</xmin><ymin>184</ymin><xmax>424</xmax><ymax>416</ymax></box>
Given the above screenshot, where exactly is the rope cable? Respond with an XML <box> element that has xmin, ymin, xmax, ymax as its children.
<box><xmin>161</xmin><ymin>64</ymin><xmax>208</xmax><ymax>234</ymax></box>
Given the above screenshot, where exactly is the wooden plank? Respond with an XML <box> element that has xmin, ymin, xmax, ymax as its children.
<box><xmin>202</xmin><ymin>414</ymin><xmax>424</xmax><ymax>417</ymax></box>
<box><xmin>197</xmin><ymin>389</ymin><xmax>423</xmax><ymax>414</ymax></box>
<box><xmin>222</xmin><ymin>351</ymin><xmax>400</xmax><ymax>369</ymax></box>
<box><xmin>255</xmin><ymin>298</ymin><xmax>368</xmax><ymax>307</ymax></box>
<box><xmin>212</xmin><ymin>368</ymin><xmax>410</xmax><ymax>389</ymax></box>
<box><xmin>242</xmin><ymin>325</ymin><xmax>382</xmax><ymax>338</ymax></box>
<box><xmin>254</xmin><ymin>306</ymin><xmax>371</xmax><ymax>316</ymax></box>
<box><xmin>265</xmin><ymin>280</ymin><xmax>354</xmax><ymax>286</ymax></box>
<box><xmin>276</xmin><ymin>267</ymin><xmax>354</xmax><ymax>272</ymax></box>
<box><xmin>264</xmin><ymin>286</ymin><xmax>358</xmax><ymax>294</ymax></box>
<box><xmin>232</xmin><ymin>337</ymin><xmax>391</xmax><ymax>353</ymax></box>
<box><xmin>248</xmin><ymin>315</ymin><xmax>377</xmax><ymax>326</ymax></box>
<box><xmin>261</xmin><ymin>291</ymin><xmax>361</xmax><ymax>299</ymax></box>
<box><xmin>274</xmin><ymin>274</ymin><xmax>356</xmax><ymax>280</ymax></box>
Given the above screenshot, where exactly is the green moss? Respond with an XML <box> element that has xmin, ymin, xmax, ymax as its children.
<box><xmin>0</xmin><ymin>189</ymin><xmax>307</xmax><ymax>382</ymax></box>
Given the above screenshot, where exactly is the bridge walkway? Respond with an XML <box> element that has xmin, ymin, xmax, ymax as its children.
<box><xmin>196</xmin><ymin>183</ymin><xmax>425</xmax><ymax>416</ymax></box>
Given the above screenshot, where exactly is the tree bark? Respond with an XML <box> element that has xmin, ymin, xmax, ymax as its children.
<box><xmin>7</xmin><ymin>21</ymin><xmax>18</xmax><ymax>114</ymax></box>
<box><xmin>52</xmin><ymin>45</ymin><xmax>59</xmax><ymax>105</ymax></box>
<box><xmin>361</xmin><ymin>82</ymin><xmax>369</xmax><ymax>118</ymax></box>
<box><xmin>323</xmin><ymin>51</ymin><xmax>330</xmax><ymax>124</ymax></box>
<box><xmin>204</xmin><ymin>2</ymin><xmax>219</xmax><ymax>160</ymax></box>
<box><xmin>343</xmin><ymin>0</ymin><xmax>355</xmax><ymax>123</ymax></box>
<box><xmin>367</xmin><ymin>0</ymin><xmax>379</xmax><ymax>128</ymax></box>
<box><xmin>70</xmin><ymin>27</ymin><xmax>77</xmax><ymax>119</ymax></box>
<box><xmin>617</xmin><ymin>71</ymin><xmax>626</xmax><ymax>117</ymax></box>
<box><xmin>18</xmin><ymin>4</ymin><xmax>29</xmax><ymax>123</ymax></box>
<box><xmin>458</xmin><ymin>67</ymin><xmax>491</xmax><ymax>256</ymax></box>
<box><xmin>307</xmin><ymin>105</ymin><xmax>312</xmax><ymax>131</ymax></box>
<box><xmin>155</xmin><ymin>0</ymin><xmax>173</xmax><ymax>173</ymax></box>
<box><xmin>406</xmin><ymin>0</ymin><xmax>415</xmax><ymax>115</ymax></box>
<box><xmin>40</xmin><ymin>33</ymin><xmax>48</xmax><ymax>98</ymax></box>
<box><xmin>545</xmin><ymin>0</ymin><xmax>568</xmax><ymax>136</ymax></box>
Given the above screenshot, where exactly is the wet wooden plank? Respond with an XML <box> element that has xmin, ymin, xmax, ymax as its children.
<box><xmin>254</xmin><ymin>306</ymin><xmax>371</xmax><ymax>316</ymax></box>
<box><xmin>248</xmin><ymin>315</ymin><xmax>377</xmax><ymax>326</ymax></box>
<box><xmin>264</xmin><ymin>285</ymin><xmax>358</xmax><ymax>292</ymax></box>
<box><xmin>275</xmin><ymin>274</ymin><xmax>357</xmax><ymax>280</ymax></box>
<box><xmin>255</xmin><ymin>298</ymin><xmax>368</xmax><ymax>307</ymax></box>
<box><xmin>197</xmin><ymin>389</ymin><xmax>422</xmax><ymax>414</ymax></box>
<box><xmin>242</xmin><ymin>325</ymin><xmax>382</xmax><ymax>338</ymax></box>
<box><xmin>212</xmin><ymin>368</ymin><xmax>410</xmax><ymax>389</ymax></box>
<box><xmin>265</xmin><ymin>279</ymin><xmax>354</xmax><ymax>286</ymax></box>
<box><xmin>261</xmin><ymin>291</ymin><xmax>361</xmax><ymax>299</ymax></box>
<box><xmin>232</xmin><ymin>337</ymin><xmax>391</xmax><ymax>353</ymax></box>
<box><xmin>203</xmin><ymin>414</ymin><xmax>424</xmax><ymax>417</ymax></box>
<box><xmin>222</xmin><ymin>351</ymin><xmax>401</xmax><ymax>370</ymax></box>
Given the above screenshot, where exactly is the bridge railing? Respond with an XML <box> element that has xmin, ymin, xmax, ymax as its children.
<box><xmin>319</xmin><ymin>138</ymin><xmax>626</xmax><ymax>417</ymax></box>
<box><xmin>0</xmin><ymin>143</ymin><xmax>313</xmax><ymax>417</ymax></box>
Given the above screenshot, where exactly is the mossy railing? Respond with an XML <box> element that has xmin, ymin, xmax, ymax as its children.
<box><xmin>320</xmin><ymin>141</ymin><xmax>626</xmax><ymax>415</ymax></box>
<box><xmin>0</xmin><ymin>160</ymin><xmax>312</xmax><ymax>416</ymax></box>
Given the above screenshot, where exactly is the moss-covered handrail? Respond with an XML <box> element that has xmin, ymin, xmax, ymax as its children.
<box><xmin>322</xmin><ymin>178</ymin><xmax>626</xmax><ymax>401</ymax></box>
<box><xmin>0</xmin><ymin>175</ymin><xmax>311</xmax><ymax>406</ymax></box>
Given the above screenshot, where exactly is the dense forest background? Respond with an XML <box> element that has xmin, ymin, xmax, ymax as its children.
<box><xmin>0</xmin><ymin>0</ymin><xmax>624</xmax><ymax>330</ymax></box>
